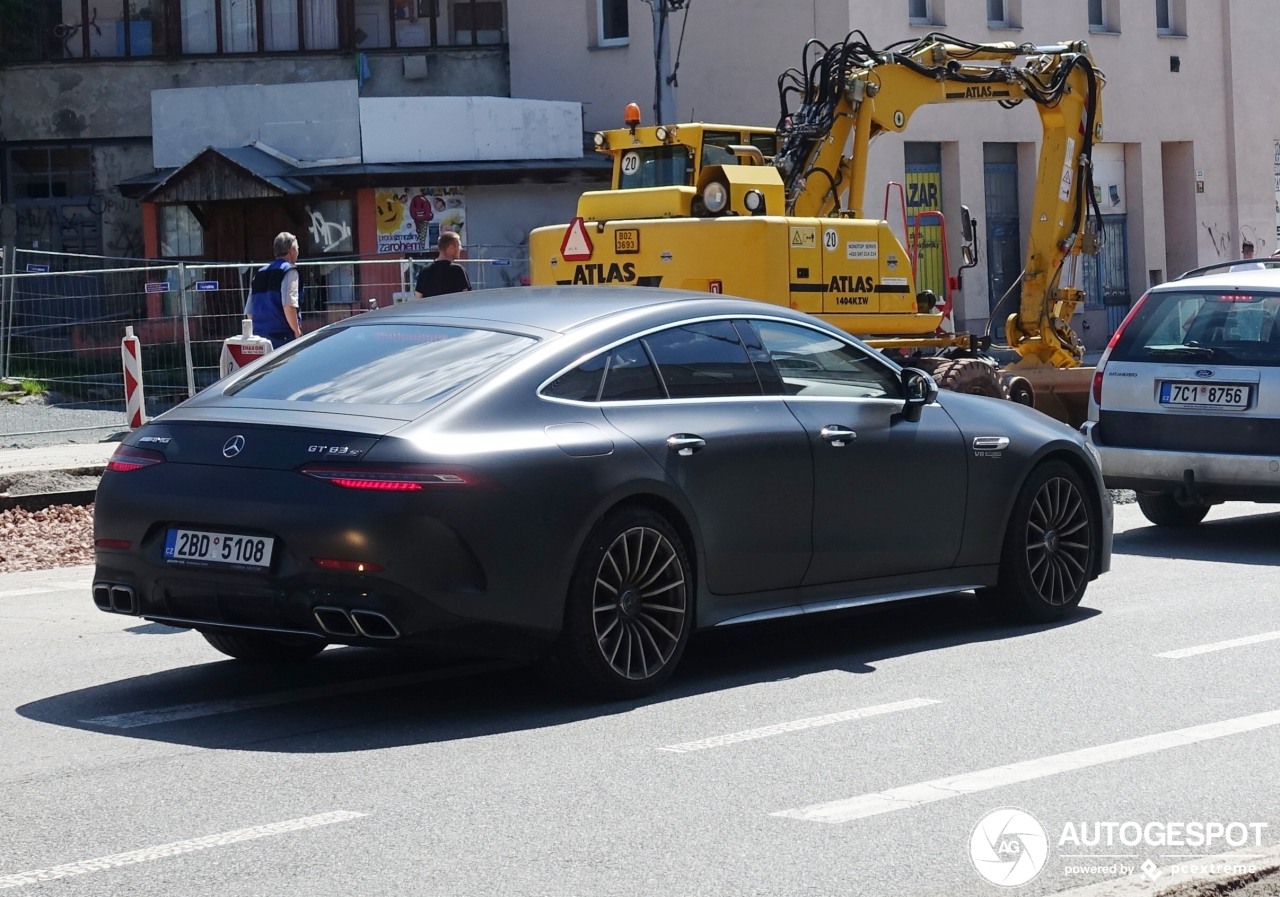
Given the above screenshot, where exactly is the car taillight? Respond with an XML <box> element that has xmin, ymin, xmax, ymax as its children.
<box><xmin>106</xmin><ymin>445</ymin><xmax>166</xmax><ymax>472</ymax></box>
<box><xmin>297</xmin><ymin>463</ymin><xmax>495</xmax><ymax>491</ymax></box>
<box><xmin>311</xmin><ymin>557</ymin><xmax>385</xmax><ymax>573</ymax></box>
<box><xmin>1092</xmin><ymin>290</ymin><xmax>1151</xmax><ymax>408</ymax></box>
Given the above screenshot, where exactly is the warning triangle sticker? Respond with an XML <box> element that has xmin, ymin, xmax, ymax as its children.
<box><xmin>560</xmin><ymin>217</ymin><xmax>594</xmax><ymax>261</ymax></box>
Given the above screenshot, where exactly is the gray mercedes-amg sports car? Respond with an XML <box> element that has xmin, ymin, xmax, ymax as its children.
<box><xmin>93</xmin><ymin>287</ymin><xmax>1112</xmax><ymax>697</ymax></box>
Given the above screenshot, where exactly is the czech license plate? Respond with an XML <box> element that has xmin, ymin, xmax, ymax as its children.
<box><xmin>1159</xmin><ymin>381</ymin><xmax>1250</xmax><ymax>409</ymax></box>
<box><xmin>164</xmin><ymin>528</ymin><xmax>274</xmax><ymax>569</ymax></box>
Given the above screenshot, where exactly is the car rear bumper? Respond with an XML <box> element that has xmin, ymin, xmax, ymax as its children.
<box><xmin>1082</xmin><ymin>421</ymin><xmax>1280</xmax><ymax>500</ymax></box>
<box><xmin>91</xmin><ymin>558</ymin><xmax>556</xmax><ymax>662</ymax></box>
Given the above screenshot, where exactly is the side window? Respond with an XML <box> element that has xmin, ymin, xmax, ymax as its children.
<box><xmin>751</xmin><ymin>320</ymin><xmax>901</xmax><ymax>399</ymax></box>
<box><xmin>642</xmin><ymin>321</ymin><xmax>761</xmax><ymax>399</ymax></box>
<box><xmin>543</xmin><ymin>352</ymin><xmax>608</xmax><ymax>402</ymax></box>
<box><xmin>601</xmin><ymin>340</ymin><xmax>666</xmax><ymax>400</ymax></box>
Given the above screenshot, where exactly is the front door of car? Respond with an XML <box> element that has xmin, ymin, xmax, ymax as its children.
<box><xmin>747</xmin><ymin>319</ymin><xmax>967</xmax><ymax>585</ymax></box>
<box><xmin>599</xmin><ymin>321</ymin><xmax>814</xmax><ymax>598</ymax></box>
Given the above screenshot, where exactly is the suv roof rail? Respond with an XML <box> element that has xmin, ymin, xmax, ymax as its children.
<box><xmin>1174</xmin><ymin>259</ymin><xmax>1280</xmax><ymax>280</ymax></box>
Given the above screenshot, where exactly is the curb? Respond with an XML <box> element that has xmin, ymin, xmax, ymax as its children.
<box><xmin>0</xmin><ymin>488</ymin><xmax>98</xmax><ymax>513</ymax></box>
<box><xmin>1050</xmin><ymin>839</ymin><xmax>1280</xmax><ymax>896</ymax></box>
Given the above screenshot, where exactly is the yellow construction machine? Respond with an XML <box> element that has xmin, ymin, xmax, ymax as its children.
<box><xmin>529</xmin><ymin>32</ymin><xmax>1107</xmax><ymax>425</ymax></box>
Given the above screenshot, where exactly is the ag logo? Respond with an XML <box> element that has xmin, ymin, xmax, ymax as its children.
<box><xmin>969</xmin><ymin>807</ymin><xmax>1048</xmax><ymax>887</ymax></box>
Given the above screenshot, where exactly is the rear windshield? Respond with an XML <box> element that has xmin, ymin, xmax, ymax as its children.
<box><xmin>1110</xmin><ymin>289</ymin><xmax>1280</xmax><ymax>367</ymax></box>
<box><xmin>225</xmin><ymin>324</ymin><xmax>536</xmax><ymax>404</ymax></box>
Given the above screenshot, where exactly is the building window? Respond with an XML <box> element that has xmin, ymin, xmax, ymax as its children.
<box><xmin>182</xmin><ymin>0</ymin><xmax>340</xmax><ymax>53</ymax></box>
<box><xmin>7</xmin><ymin>148</ymin><xmax>94</xmax><ymax>200</ymax></box>
<box><xmin>40</xmin><ymin>1</ymin><xmax>163</xmax><ymax>59</ymax></box>
<box><xmin>598</xmin><ymin>0</ymin><xmax>628</xmax><ymax>46</ymax></box>
<box><xmin>908</xmin><ymin>0</ymin><xmax>943</xmax><ymax>25</ymax></box>
<box><xmin>1155</xmin><ymin>0</ymin><xmax>1186</xmax><ymax>36</ymax></box>
<box><xmin>1089</xmin><ymin>0</ymin><xmax>1120</xmax><ymax>33</ymax></box>
<box><xmin>987</xmin><ymin>0</ymin><xmax>1019</xmax><ymax>27</ymax></box>
<box><xmin>354</xmin><ymin>0</ymin><xmax>506</xmax><ymax>50</ymax></box>
<box><xmin>158</xmin><ymin>205</ymin><xmax>205</xmax><ymax>258</ymax></box>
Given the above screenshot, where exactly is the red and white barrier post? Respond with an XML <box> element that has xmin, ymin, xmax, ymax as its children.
<box><xmin>121</xmin><ymin>325</ymin><xmax>147</xmax><ymax>429</ymax></box>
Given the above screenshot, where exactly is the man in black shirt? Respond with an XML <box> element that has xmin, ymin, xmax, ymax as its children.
<box><xmin>414</xmin><ymin>230</ymin><xmax>472</xmax><ymax>298</ymax></box>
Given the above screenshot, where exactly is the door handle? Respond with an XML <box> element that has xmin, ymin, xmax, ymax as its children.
<box><xmin>820</xmin><ymin>425</ymin><xmax>857</xmax><ymax>447</ymax></box>
<box><xmin>666</xmin><ymin>434</ymin><xmax>707</xmax><ymax>456</ymax></box>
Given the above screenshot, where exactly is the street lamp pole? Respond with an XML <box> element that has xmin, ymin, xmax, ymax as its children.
<box><xmin>647</xmin><ymin>0</ymin><xmax>681</xmax><ymax>124</ymax></box>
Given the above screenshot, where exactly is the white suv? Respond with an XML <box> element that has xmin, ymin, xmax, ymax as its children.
<box><xmin>1082</xmin><ymin>263</ymin><xmax>1280</xmax><ymax>526</ymax></box>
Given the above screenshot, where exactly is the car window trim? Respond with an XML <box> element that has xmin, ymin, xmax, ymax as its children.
<box><xmin>538</xmin><ymin>313</ymin><xmax>903</xmax><ymax>406</ymax></box>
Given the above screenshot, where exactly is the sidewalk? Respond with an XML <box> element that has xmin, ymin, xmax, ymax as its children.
<box><xmin>0</xmin><ymin>442</ymin><xmax>118</xmax><ymax>476</ymax></box>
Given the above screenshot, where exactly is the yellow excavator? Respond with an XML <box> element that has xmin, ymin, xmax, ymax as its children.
<box><xmin>529</xmin><ymin>32</ymin><xmax>1107</xmax><ymax>425</ymax></box>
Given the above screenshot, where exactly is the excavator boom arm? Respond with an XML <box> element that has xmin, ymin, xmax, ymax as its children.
<box><xmin>776</xmin><ymin>33</ymin><xmax>1105</xmax><ymax>367</ymax></box>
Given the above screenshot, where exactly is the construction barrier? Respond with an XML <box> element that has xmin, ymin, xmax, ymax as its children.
<box><xmin>121</xmin><ymin>324</ymin><xmax>146</xmax><ymax>429</ymax></box>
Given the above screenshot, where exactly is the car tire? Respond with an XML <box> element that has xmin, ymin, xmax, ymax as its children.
<box><xmin>933</xmin><ymin>357</ymin><xmax>1009</xmax><ymax>399</ymax></box>
<box><xmin>541</xmin><ymin>507</ymin><xmax>692</xmax><ymax>700</ymax></box>
<box><xmin>981</xmin><ymin>459</ymin><xmax>1095</xmax><ymax>622</ymax></box>
<box><xmin>200</xmin><ymin>630</ymin><xmax>326</xmax><ymax>663</ymax></box>
<box><xmin>1136</xmin><ymin>492</ymin><xmax>1211</xmax><ymax>527</ymax></box>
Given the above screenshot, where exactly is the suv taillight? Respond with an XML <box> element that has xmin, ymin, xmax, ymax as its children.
<box><xmin>1093</xmin><ymin>291</ymin><xmax>1151</xmax><ymax>408</ymax></box>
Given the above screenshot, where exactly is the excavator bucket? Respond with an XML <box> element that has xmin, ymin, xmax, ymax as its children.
<box><xmin>1012</xmin><ymin>365</ymin><xmax>1094</xmax><ymax>429</ymax></box>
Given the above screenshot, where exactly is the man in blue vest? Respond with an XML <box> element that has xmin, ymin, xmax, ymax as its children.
<box><xmin>246</xmin><ymin>232</ymin><xmax>303</xmax><ymax>347</ymax></box>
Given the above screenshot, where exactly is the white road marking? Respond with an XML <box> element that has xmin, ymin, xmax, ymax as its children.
<box><xmin>773</xmin><ymin>708</ymin><xmax>1280</xmax><ymax>824</ymax></box>
<box><xmin>83</xmin><ymin>661</ymin><xmax>510</xmax><ymax>728</ymax></box>
<box><xmin>659</xmin><ymin>698</ymin><xmax>940</xmax><ymax>753</ymax></box>
<box><xmin>0</xmin><ymin>811</ymin><xmax>366</xmax><ymax>889</ymax></box>
<box><xmin>1156</xmin><ymin>630</ymin><xmax>1280</xmax><ymax>659</ymax></box>
<box><xmin>0</xmin><ymin>581</ymin><xmax>87</xmax><ymax>598</ymax></box>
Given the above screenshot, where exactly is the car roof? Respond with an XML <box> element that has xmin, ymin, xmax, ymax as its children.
<box><xmin>350</xmin><ymin>286</ymin><xmax>814</xmax><ymax>336</ymax></box>
<box><xmin>1164</xmin><ymin>266</ymin><xmax>1280</xmax><ymax>291</ymax></box>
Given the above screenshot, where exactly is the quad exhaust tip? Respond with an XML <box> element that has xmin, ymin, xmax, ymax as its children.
<box><xmin>313</xmin><ymin>606</ymin><xmax>400</xmax><ymax>640</ymax></box>
<box><xmin>93</xmin><ymin>582</ymin><xmax>137</xmax><ymax>615</ymax></box>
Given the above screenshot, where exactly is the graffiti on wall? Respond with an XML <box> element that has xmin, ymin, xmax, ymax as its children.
<box><xmin>305</xmin><ymin>200</ymin><xmax>354</xmax><ymax>254</ymax></box>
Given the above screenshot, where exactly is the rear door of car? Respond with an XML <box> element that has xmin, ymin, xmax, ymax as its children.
<box><xmin>594</xmin><ymin>320</ymin><xmax>815</xmax><ymax>599</ymax></box>
<box><xmin>1097</xmin><ymin>284</ymin><xmax>1280</xmax><ymax>455</ymax></box>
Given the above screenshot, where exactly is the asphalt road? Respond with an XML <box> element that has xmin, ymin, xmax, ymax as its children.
<box><xmin>2</xmin><ymin>501</ymin><xmax>1278</xmax><ymax>896</ymax></box>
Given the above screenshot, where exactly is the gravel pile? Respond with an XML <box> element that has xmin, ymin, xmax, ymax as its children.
<box><xmin>0</xmin><ymin>503</ymin><xmax>95</xmax><ymax>573</ymax></box>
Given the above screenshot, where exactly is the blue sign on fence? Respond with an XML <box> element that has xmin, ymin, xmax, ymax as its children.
<box><xmin>489</xmin><ymin>258</ymin><xmax>512</xmax><ymax>267</ymax></box>
<box><xmin>25</xmin><ymin>264</ymin><xmax>49</xmax><ymax>273</ymax></box>
<box><xmin>195</xmin><ymin>280</ymin><xmax>219</xmax><ymax>291</ymax></box>
<box><xmin>144</xmin><ymin>281</ymin><xmax>171</xmax><ymax>294</ymax></box>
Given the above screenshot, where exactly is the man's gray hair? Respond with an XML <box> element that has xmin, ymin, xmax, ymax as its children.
<box><xmin>274</xmin><ymin>232</ymin><xmax>298</xmax><ymax>257</ymax></box>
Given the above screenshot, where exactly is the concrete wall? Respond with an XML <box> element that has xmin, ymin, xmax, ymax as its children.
<box><xmin>360</xmin><ymin>96</ymin><xmax>582</xmax><ymax>163</ymax></box>
<box><xmin>153</xmin><ymin>81</ymin><xmax>363</xmax><ymax>168</ymax></box>
<box><xmin>508</xmin><ymin>0</ymin><xmax>1280</xmax><ymax>345</ymax></box>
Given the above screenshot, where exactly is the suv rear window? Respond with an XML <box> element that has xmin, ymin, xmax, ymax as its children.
<box><xmin>1110</xmin><ymin>289</ymin><xmax>1280</xmax><ymax>367</ymax></box>
<box><xmin>226</xmin><ymin>324</ymin><xmax>536</xmax><ymax>405</ymax></box>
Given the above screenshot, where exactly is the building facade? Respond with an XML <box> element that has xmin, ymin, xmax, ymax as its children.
<box><xmin>510</xmin><ymin>0</ymin><xmax>1280</xmax><ymax>347</ymax></box>
<box><xmin>0</xmin><ymin>0</ymin><xmax>603</xmax><ymax>292</ymax></box>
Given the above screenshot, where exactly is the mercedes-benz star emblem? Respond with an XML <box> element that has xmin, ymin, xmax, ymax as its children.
<box><xmin>222</xmin><ymin>435</ymin><xmax>246</xmax><ymax>458</ymax></box>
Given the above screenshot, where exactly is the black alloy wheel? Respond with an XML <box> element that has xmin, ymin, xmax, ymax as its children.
<box><xmin>982</xmin><ymin>460</ymin><xmax>1095</xmax><ymax>621</ymax></box>
<box><xmin>542</xmin><ymin>507</ymin><xmax>691</xmax><ymax>699</ymax></box>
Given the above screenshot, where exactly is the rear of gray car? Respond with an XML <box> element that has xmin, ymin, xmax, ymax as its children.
<box><xmin>1083</xmin><ymin>267</ymin><xmax>1280</xmax><ymax>525</ymax></box>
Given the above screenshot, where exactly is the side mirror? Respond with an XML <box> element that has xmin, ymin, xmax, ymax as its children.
<box><xmin>901</xmin><ymin>367</ymin><xmax>939</xmax><ymax>423</ymax></box>
<box><xmin>960</xmin><ymin>204</ymin><xmax>975</xmax><ymax>244</ymax></box>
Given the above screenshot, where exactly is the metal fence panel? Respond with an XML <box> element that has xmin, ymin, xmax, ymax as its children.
<box><xmin>0</xmin><ymin>247</ymin><xmax>529</xmax><ymax>438</ymax></box>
